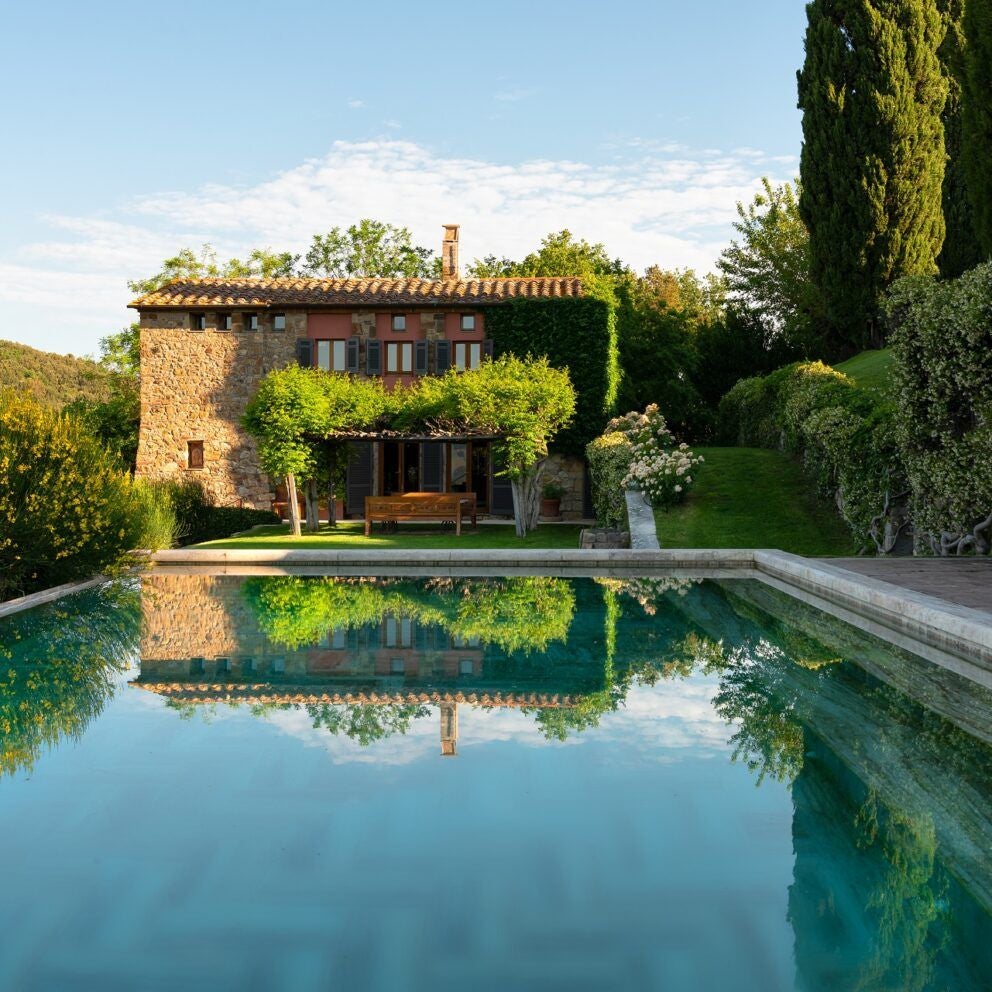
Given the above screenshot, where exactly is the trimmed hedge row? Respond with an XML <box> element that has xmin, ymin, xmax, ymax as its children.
<box><xmin>163</xmin><ymin>479</ymin><xmax>279</xmax><ymax>546</ymax></box>
<box><xmin>718</xmin><ymin>362</ymin><xmax>901</xmax><ymax>551</ymax></box>
<box><xmin>483</xmin><ymin>297</ymin><xmax>619</xmax><ymax>456</ymax></box>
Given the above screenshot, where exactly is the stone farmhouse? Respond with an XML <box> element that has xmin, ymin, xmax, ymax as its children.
<box><xmin>129</xmin><ymin>225</ymin><xmax>597</xmax><ymax>520</ymax></box>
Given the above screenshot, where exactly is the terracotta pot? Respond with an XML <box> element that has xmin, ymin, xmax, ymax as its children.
<box><xmin>540</xmin><ymin>498</ymin><xmax>562</xmax><ymax>519</ymax></box>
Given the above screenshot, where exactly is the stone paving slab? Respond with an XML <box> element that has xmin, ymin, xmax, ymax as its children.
<box><xmin>820</xmin><ymin>557</ymin><xmax>992</xmax><ymax>613</ymax></box>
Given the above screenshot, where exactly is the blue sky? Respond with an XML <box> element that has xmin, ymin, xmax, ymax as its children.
<box><xmin>0</xmin><ymin>0</ymin><xmax>808</xmax><ymax>356</ymax></box>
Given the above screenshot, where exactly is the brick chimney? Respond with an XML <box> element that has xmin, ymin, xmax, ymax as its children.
<box><xmin>441</xmin><ymin>224</ymin><xmax>460</xmax><ymax>280</ymax></box>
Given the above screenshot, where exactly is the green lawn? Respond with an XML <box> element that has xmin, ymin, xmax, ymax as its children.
<box><xmin>191</xmin><ymin>521</ymin><xmax>585</xmax><ymax>550</ymax></box>
<box><xmin>654</xmin><ymin>447</ymin><xmax>856</xmax><ymax>556</ymax></box>
<box><xmin>835</xmin><ymin>347</ymin><xmax>893</xmax><ymax>392</ymax></box>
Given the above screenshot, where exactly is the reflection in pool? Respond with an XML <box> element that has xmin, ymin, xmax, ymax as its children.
<box><xmin>1</xmin><ymin>573</ymin><xmax>991</xmax><ymax>990</ymax></box>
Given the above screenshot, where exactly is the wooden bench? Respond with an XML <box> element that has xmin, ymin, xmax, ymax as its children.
<box><xmin>364</xmin><ymin>493</ymin><xmax>478</xmax><ymax>536</ymax></box>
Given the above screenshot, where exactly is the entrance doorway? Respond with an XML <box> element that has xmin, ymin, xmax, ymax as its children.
<box><xmin>448</xmin><ymin>441</ymin><xmax>490</xmax><ymax>511</ymax></box>
<box><xmin>382</xmin><ymin>441</ymin><xmax>421</xmax><ymax>495</ymax></box>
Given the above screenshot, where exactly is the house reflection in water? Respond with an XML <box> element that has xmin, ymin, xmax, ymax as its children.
<box><xmin>133</xmin><ymin>573</ymin><xmax>600</xmax><ymax>756</ymax></box>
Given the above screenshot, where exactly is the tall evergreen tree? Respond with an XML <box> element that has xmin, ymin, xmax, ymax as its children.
<box><xmin>938</xmin><ymin>0</ymin><xmax>983</xmax><ymax>277</ymax></box>
<box><xmin>797</xmin><ymin>0</ymin><xmax>948</xmax><ymax>351</ymax></box>
<box><xmin>962</xmin><ymin>0</ymin><xmax>992</xmax><ymax>256</ymax></box>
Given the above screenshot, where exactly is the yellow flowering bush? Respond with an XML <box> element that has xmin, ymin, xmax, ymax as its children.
<box><xmin>0</xmin><ymin>391</ymin><xmax>173</xmax><ymax>600</ymax></box>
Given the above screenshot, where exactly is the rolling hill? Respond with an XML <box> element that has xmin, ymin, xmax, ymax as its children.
<box><xmin>0</xmin><ymin>338</ymin><xmax>111</xmax><ymax>408</ymax></box>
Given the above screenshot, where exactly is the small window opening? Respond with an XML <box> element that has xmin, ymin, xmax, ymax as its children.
<box><xmin>187</xmin><ymin>440</ymin><xmax>204</xmax><ymax>469</ymax></box>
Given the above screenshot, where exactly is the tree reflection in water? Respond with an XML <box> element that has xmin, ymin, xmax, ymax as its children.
<box><xmin>0</xmin><ymin>582</ymin><xmax>138</xmax><ymax>777</ymax></box>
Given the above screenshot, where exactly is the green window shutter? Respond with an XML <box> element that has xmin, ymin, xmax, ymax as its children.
<box><xmin>347</xmin><ymin>337</ymin><xmax>361</xmax><ymax>373</ymax></box>
<box><xmin>366</xmin><ymin>339</ymin><xmax>382</xmax><ymax>376</ymax></box>
<box><xmin>414</xmin><ymin>340</ymin><xmax>429</xmax><ymax>375</ymax></box>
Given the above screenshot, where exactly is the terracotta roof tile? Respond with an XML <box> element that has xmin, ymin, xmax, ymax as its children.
<box><xmin>128</xmin><ymin>276</ymin><xmax>584</xmax><ymax>309</ymax></box>
<box><xmin>130</xmin><ymin>683</ymin><xmax>579</xmax><ymax>708</ymax></box>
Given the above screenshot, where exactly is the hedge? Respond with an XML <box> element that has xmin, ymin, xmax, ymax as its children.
<box><xmin>887</xmin><ymin>263</ymin><xmax>992</xmax><ymax>554</ymax></box>
<box><xmin>718</xmin><ymin>362</ymin><xmax>901</xmax><ymax>551</ymax></box>
<box><xmin>162</xmin><ymin>478</ymin><xmax>279</xmax><ymax>546</ymax></box>
<box><xmin>586</xmin><ymin>432</ymin><xmax>632</xmax><ymax>529</ymax></box>
<box><xmin>483</xmin><ymin>297</ymin><xmax>619</xmax><ymax>456</ymax></box>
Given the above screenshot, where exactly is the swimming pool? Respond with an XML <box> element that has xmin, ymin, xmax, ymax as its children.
<box><xmin>1</xmin><ymin>571</ymin><xmax>991</xmax><ymax>990</ymax></box>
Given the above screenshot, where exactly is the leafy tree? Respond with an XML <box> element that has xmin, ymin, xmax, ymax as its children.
<box><xmin>691</xmin><ymin>307</ymin><xmax>802</xmax><ymax>412</ymax></box>
<box><xmin>302</xmin><ymin>219</ymin><xmax>439</xmax><ymax>278</ymax></box>
<box><xmin>798</xmin><ymin>0</ymin><xmax>948</xmax><ymax>352</ymax></box>
<box><xmin>64</xmin><ymin>323</ymin><xmax>142</xmax><ymax>471</ymax></box>
<box><xmin>937</xmin><ymin>0</ymin><xmax>984</xmax><ymax>277</ymax></box>
<box><xmin>962</xmin><ymin>0</ymin><xmax>992</xmax><ymax>256</ymax></box>
<box><xmin>394</xmin><ymin>356</ymin><xmax>576</xmax><ymax>535</ymax></box>
<box><xmin>717</xmin><ymin>178</ymin><xmax>823</xmax><ymax>352</ymax></box>
<box><xmin>469</xmin><ymin>229</ymin><xmax>629</xmax><ymax>282</ymax></box>
<box><xmin>128</xmin><ymin>245</ymin><xmax>226</xmax><ymax>296</ymax></box>
<box><xmin>642</xmin><ymin>266</ymin><xmax>727</xmax><ymax>326</ymax></box>
<box><xmin>224</xmin><ymin>247</ymin><xmax>300</xmax><ymax>279</ymax></box>
<box><xmin>613</xmin><ymin>277</ymin><xmax>703</xmax><ymax>435</ymax></box>
<box><xmin>243</xmin><ymin>367</ymin><xmax>387</xmax><ymax>536</ymax></box>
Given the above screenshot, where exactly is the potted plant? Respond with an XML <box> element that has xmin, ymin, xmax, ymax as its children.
<box><xmin>540</xmin><ymin>481</ymin><xmax>564</xmax><ymax>519</ymax></box>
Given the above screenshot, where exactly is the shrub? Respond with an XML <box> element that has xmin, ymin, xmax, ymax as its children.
<box><xmin>159</xmin><ymin>478</ymin><xmax>279</xmax><ymax>546</ymax></box>
<box><xmin>586</xmin><ymin>432</ymin><xmax>632</xmax><ymax>528</ymax></box>
<box><xmin>717</xmin><ymin>362</ymin><xmax>902</xmax><ymax>550</ymax></box>
<box><xmin>887</xmin><ymin>264</ymin><xmax>992</xmax><ymax>553</ymax></box>
<box><xmin>0</xmin><ymin>391</ymin><xmax>172</xmax><ymax>601</ymax></box>
<box><xmin>604</xmin><ymin>404</ymin><xmax>703</xmax><ymax>509</ymax></box>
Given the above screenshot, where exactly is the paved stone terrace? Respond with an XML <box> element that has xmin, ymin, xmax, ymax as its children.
<box><xmin>821</xmin><ymin>557</ymin><xmax>992</xmax><ymax>615</ymax></box>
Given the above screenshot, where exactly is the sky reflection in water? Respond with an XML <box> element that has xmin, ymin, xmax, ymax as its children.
<box><xmin>1</xmin><ymin>573</ymin><xmax>991</xmax><ymax>991</ymax></box>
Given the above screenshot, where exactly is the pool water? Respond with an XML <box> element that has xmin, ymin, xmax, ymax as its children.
<box><xmin>1</xmin><ymin>572</ymin><xmax>991</xmax><ymax>991</ymax></box>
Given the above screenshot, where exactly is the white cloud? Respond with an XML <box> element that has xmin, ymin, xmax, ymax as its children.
<box><xmin>2</xmin><ymin>138</ymin><xmax>794</xmax><ymax>355</ymax></box>
<box><xmin>348</xmin><ymin>99</ymin><xmax>366</xmax><ymax>109</ymax></box>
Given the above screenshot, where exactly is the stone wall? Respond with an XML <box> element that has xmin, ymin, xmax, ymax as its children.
<box><xmin>136</xmin><ymin>310</ymin><xmax>301</xmax><ymax>507</ymax></box>
<box><xmin>542</xmin><ymin>453</ymin><xmax>588</xmax><ymax>520</ymax></box>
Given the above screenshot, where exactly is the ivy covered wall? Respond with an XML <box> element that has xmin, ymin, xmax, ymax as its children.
<box><xmin>482</xmin><ymin>297</ymin><xmax>619</xmax><ymax>456</ymax></box>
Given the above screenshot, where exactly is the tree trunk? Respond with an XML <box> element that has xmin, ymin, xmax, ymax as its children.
<box><xmin>285</xmin><ymin>472</ymin><xmax>302</xmax><ymax>538</ymax></box>
<box><xmin>326</xmin><ymin>483</ymin><xmax>337</xmax><ymax>527</ymax></box>
<box><xmin>509</xmin><ymin>461</ymin><xmax>546</xmax><ymax>538</ymax></box>
<box><xmin>304</xmin><ymin>479</ymin><xmax>320</xmax><ymax>533</ymax></box>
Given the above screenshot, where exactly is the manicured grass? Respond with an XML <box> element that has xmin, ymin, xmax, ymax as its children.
<box><xmin>191</xmin><ymin>521</ymin><xmax>585</xmax><ymax>550</ymax></box>
<box><xmin>654</xmin><ymin>447</ymin><xmax>856</xmax><ymax>556</ymax></box>
<box><xmin>835</xmin><ymin>348</ymin><xmax>893</xmax><ymax>392</ymax></box>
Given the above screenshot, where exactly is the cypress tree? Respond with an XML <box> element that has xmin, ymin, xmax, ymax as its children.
<box><xmin>798</xmin><ymin>1</ymin><xmax>948</xmax><ymax>351</ymax></box>
<box><xmin>962</xmin><ymin>0</ymin><xmax>992</xmax><ymax>256</ymax></box>
<box><xmin>938</xmin><ymin>0</ymin><xmax>983</xmax><ymax>277</ymax></box>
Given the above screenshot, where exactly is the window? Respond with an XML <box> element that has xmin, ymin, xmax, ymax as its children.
<box><xmin>190</xmin><ymin>313</ymin><xmax>206</xmax><ymax>331</ymax></box>
<box><xmin>217</xmin><ymin>314</ymin><xmax>232</xmax><ymax>331</ymax></box>
<box><xmin>187</xmin><ymin>440</ymin><xmax>204</xmax><ymax>469</ymax></box>
<box><xmin>244</xmin><ymin>312</ymin><xmax>259</xmax><ymax>331</ymax></box>
<box><xmin>459</xmin><ymin>659</ymin><xmax>474</xmax><ymax>676</ymax></box>
<box><xmin>316</xmin><ymin>340</ymin><xmax>347</xmax><ymax>371</ymax></box>
<box><xmin>454</xmin><ymin>342</ymin><xmax>481</xmax><ymax>370</ymax></box>
<box><xmin>272</xmin><ymin>313</ymin><xmax>286</xmax><ymax>332</ymax></box>
<box><xmin>390</xmin><ymin>658</ymin><xmax>406</xmax><ymax>675</ymax></box>
<box><xmin>386</xmin><ymin>341</ymin><xmax>412</xmax><ymax>373</ymax></box>
<box><xmin>460</xmin><ymin>314</ymin><xmax>476</xmax><ymax>332</ymax></box>
<box><xmin>391</xmin><ymin>314</ymin><xmax>407</xmax><ymax>332</ymax></box>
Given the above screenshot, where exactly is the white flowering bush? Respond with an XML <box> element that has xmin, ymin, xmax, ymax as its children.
<box><xmin>603</xmin><ymin>404</ymin><xmax>703</xmax><ymax>509</ymax></box>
